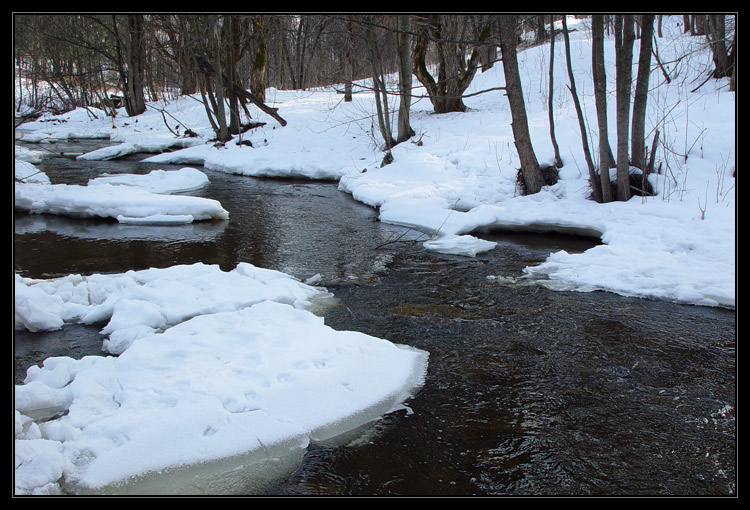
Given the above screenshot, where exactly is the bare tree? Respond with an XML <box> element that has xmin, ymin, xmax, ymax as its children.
<box><xmin>547</xmin><ymin>15</ymin><xmax>562</xmax><ymax>169</ymax></box>
<box><xmin>562</xmin><ymin>16</ymin><xmax>600</xmax><ymax>203</ymax></box>
<box><xmin>631</xmin><ymin>15</ymin><xmax>655</xmax><ymax>172</ymax></box>
<box><xmin>706</xmin><ymin>15</ymin><xmax>735</xmax><ymax>84</ymax></box>
<box><xmin>592</xmin><ymin>15</ymin><xmax>615</xmax><ymax>202</ymax></box>
<box><xmin>342</xmin><ymin>20</ymin><xmax>354</xmax><ymax>102</ymax></box>
<box><xmin>412</xmin><ymin>15</ymin><xmax>490</xmax><ymax>113</ymax></box>
<box><xmin>395</xmin><ymin>15</ymin><xmax>415</xmax><ymax>143</ymax></box>
<box><xmin>249</xmin><ymin>16</ymin><xmax>268</xmax><ymax>103</ymax></box>
<box><xmin>350</xmin><ymin>15</ymin><xmax>414</xmax><ymax>154</ymax></box>
<box><xmin>362</xmin><ymin>17</ymin><xmax>396</xmax><ymax>150</ymax></box>
<box><xmin>499</xmin><ymin>15</ymin><xmax>546</xmax><ymax>195</ymax></box>
<box><xmin>152</xmin><ymin>15</ymin><xmax>199</xmax><ymax>96</ymax></box>
<box><xmin>614</xmin><ymin>14</ymin><xmax>635</xmax><ymax>201</ymax></box>
<box><xmin>19</xmin><ymin>15</ymin><xmax>150</xmax><ymax>117</ymax></box>
<box><xmin>203</xmin><ymin>15</ymin><xmax>230</xmax><ymax>142</ymax></box>
<box><xmin>111</xmin><ymin>14</ymin><xmax>148</xmax><ymax>116</ymax></box>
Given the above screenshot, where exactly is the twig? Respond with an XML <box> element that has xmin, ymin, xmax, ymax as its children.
<box><xmin>698</xmin><ymin>182</ymin><xmax>708</xmax><ymax>220</ymax></box>
<box><xmin>375</xmin><ymin>228</ymin><xmax>429</xmax><ymax>250</ymax></box>
<box><xmin>690</xmin><ymin>72</ymin><xmax>715</xmax><ymax>93</ymax></box>
<box><xmin>146</xmin><ymin>103</ymin><xmax>193</xmax><ymax>136</ymax></box>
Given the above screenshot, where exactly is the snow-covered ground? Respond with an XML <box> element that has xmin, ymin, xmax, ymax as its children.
<box><xmin>14</xmin><ymin>16</ymin><xmax>735</xmax><ymax>495</ymax></box>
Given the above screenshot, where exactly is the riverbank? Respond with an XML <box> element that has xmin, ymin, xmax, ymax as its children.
<box><xmin>17</xmin><ymin>17</ymin><xmax>735</xmax><ymax>309</ymax></box>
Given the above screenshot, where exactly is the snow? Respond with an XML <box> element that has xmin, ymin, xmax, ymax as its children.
<box><xmin>15</xmin><ymin>165</ymin><xmax>225</xmax><ymax>224</ymax></box>
<box><xmin>14</xmin><ymin>16</ymin><xmax>735</xmax><ymax>495</ymax></box>
<box><xmin>88</xmin><ymin>167</ymin><xmax>209</xmax><ymax>194</ymax></box>
<box><xmin>14</xmin><ymin>263</ymin><xmax>428</xmax><ymax>494</ymax></box>
<box><xmin>15</xmin><ymin>181</ymin><xmax>229</xmax><ymax>224</ymax></box>
<box><xmin>14</xmin><ymin>158</ymin><xmax>50</xmax><ymax>184</ymax></box>
<box><xmin>76</xmin><ymin>136</ymin><xmax>203</xmax><ymax>161</ymax></box>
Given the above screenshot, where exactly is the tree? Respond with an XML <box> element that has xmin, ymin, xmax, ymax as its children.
<box><xmin>342</xmin><ymin>20</ymin><xmax>354</xmax><ymax>102</ymax></box>
<box><xmin>592</xmin><ymin>15</ymin><xmax>615</xmax><ymax>202</ymax></box>
<box><xmin>562</xmin><ymin>16</ymin><xmax>600</xmax><ymax>203</ymax></box>
<box><xmin>203</xmin><ymin>15</ymin><xmax>230</xmax><ymax>142</ymax></box>
<box><xmin>16</xmin><ymin>15</ymin><xmax>151</xmax><ymax>117</ymax></box>
<box><xmin>249</xmin><ymin>16</ymin><xmax>268</xmax><ymax>103</ymax></box>
<box><xmin>111</xmin><ymin>14</ymin><xmax>148</xmax><ymax>116</ymax></box>
<box><xmin>152</xmin><ymin>15</ymin><xmax>199</xmax><ymax>96</ymax></box>
<box><xmin>395</xmin><ymin>15</ymin><xmax>415</xmax><ymax>144</ymax></box>
<box><xmin>185</xmin><ymin>15</ymin><xmax>287</xmax><ymax>143</ymax></box>
<box><xmin>353</xmin><ymin>15</ymin><xmax>414</xmax><ymax>154</ymax></box>
<box><xmin>706</xmin><ymin>15</ymin><xmax>735</xmax><ymax>83</ymax></box>
<box><xmin>614</xmin><ymin>15</ymin><xmax>635</xmax><ymax>201</ymax></box>
<box><xmin>630</xmin><ymin>15</ymin><xmax>655</xmax><ymax>172</ymax></box>
<box><xmin>412</xmin><ymin>15</ymin><xmax>490</xmax><ymax>113</ymax></box>
<box><xmin>499</xmin><ymin>15</ymin><xmax>546</xmax><ymax>195</ymax></box>
<box><xmin>547</xmin><ymin>15</ymin><xmax>563</xmax><ymax>169</ymax></box>
<box><xmin>362</xmin><ymin>16</ymin><xmax>396</xmax><ymax>150</ymax></box>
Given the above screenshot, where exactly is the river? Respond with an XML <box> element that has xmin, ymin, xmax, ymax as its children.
<box><xmin>14</xmin><ymin>140</ymin><xmax>736</xmax><ymax>496</ymax></box>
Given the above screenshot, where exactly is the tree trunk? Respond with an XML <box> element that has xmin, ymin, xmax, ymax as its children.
<box><xmin>412</xmin><ymin>15</ymin><xmax>487</xmax><ymax>114</ymax></box>
<box><xmin>499</xmin><ymin>15</ymin><xmax>545</xmax><ymax>195</ymax></box>
<box><xmin>396</xmin><ymin>15</ymin><xmax>415</xmax><ymax>143</ymax></box>
<box><xmin>116</xmin><ymin>14</ymin><xmax>147</xmax><ymax>117</ymax></box>
<box><xmin>250</xmin><ymin>16</ymin><xmax>267</xmax><ymax>103</ymax></box>
<box><xmin>343</xmin><ymin>21</ymin><xmax>353</xmax><ymax>102</ymax></box>
<box><xmin>592</xmin><ymin>15</ymin><xmax>615</xmax><ymax>202</ymax></box>
<box><xmin>631</xmin><ymin>14</ymin><xmax>654</xmax><ymax>171</ymax></box>
<box><xmin>562</xmin><ymin>16</ymin><xmax>600</xmax><ymax>203</ymax></box>
<box><xmin>692</xmin><ymin>15</ymin><xmax>707</xmax><ymax>36</ymax></box>
<box><xmin>536</xmin><ymin>15</ymin><xmax>548</xmax><ymax>44</ymax></box>
<box><xmin>163</xmin><ymin>16</ymin><xmax>198</xmax><ymax>96</ymax></box>
<box><xmin>223</xmin><ymin>16</ymin><xmax>241</xmax><ymax>135</ymax></box>
<box><xmin>547</xmin><ymin>15</ymin><xmax>562</xmax><ymax>169</ymax></box>
<box><xmin>363</xmin><ymin>20</ymin><xmax>395</xmax><ymax>150</ymax></box>
<box><xmin>615</xmin><ymin>15</ymin><xmax>634</xmax><ymax>201</ymax></box>
<box><xmin>707</xmin><ymin>15</ymin><xmax>733</xmax><ymax>79</ymax></box>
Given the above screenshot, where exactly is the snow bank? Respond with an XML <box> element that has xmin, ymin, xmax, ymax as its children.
<box><xmin>15</xmin><ymin>144</ymin><xmax>47</xmax><ymax>164</ymax></box>
<box><xmin>15</xmin><ymin>180</ymin><xmax>228</xmax><ymax>224</ymax></box>
<box><xmin>142</xmin><ymin>88</ymin><xmax>384</xmax><ymax>179</ymax></box>
<box><xmin>88</xmin><ymin>167</ymin><xmax>209</xmax><ymax>194</ymax></box>
<box><xmin>14</xmin><ymin>262</ymin><xmax>325</xmax><ymax>353</ymax></box>
<box><xmin>336</xmin><ymin>17</ymin><xmax>735</xmax><ymax>307</ymax></box>
<box><xmin>14</xmin><ymin>160</ymin><xmax>227</xmax><ymax>225</ymax></box>
<box><xmin>14</xmin><ymin>262</ymin><xmax>429</xmax><ymax>494</ymax></box>
<box><xmin>75</xmin><ymin>137</ymin><xmax>203</xmax><ymax>161</ymax></box>
<box><xmin>145</xmin><ymin>141</ymin><xmax>351</xmax><ymax>180</ymax></box>
<box><xmin>15</xmin><ymin>158</ymin><xmax>51</xmax><ymax>184</ymax></box>
<box><xmin>14</xmin><ymin>13</ymin><xmax>735</xmax><ymax>496</ymax></box>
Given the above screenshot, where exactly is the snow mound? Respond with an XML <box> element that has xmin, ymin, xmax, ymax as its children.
<box><xmin>14</xmin><ymin>263</ymin><xmax>428</xmax><ymax>494</ymax></box>
<box><xmin>15</xmin><ymin>180</ymin><xmax>228</xmax><ymax>223</ymax></box>
<box><xmin>88</xmin><ymin>167</ymin><xmax>209</xmax><ymax>194</ymax></box>
<box><xmin>76</xmin><ymin>137</ymin><xmax>203</xmax><ymax>161</ymax></box>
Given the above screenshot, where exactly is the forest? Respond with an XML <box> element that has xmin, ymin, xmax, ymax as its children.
<box><xmin>15</xmin><ymin>14</ymin><xmax>735</xmax><ymax>203</ymax></box>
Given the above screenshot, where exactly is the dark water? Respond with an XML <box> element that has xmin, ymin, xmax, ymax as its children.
<box><xmin>14</xmin><ymin>143</ymin><xmax>736</xmax><ymax>496</ymax></box>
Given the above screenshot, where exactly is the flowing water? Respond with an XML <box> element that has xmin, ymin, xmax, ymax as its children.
<box><xmin>14</xmin><ymin>140</ymin><xmax>736</xmax><ymax>496</ymax></box>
